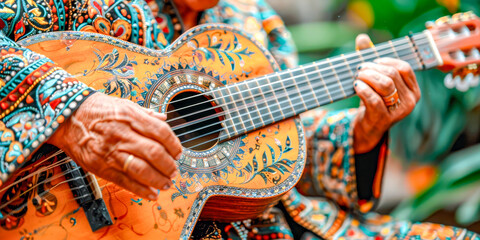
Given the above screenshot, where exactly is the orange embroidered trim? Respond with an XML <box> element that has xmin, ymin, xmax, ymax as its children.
<box><xmin>0</xmin><ymin>64</ymin><xmax>60</xmax><ymax>119</ymax></box>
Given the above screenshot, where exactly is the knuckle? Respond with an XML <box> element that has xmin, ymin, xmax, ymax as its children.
<box><xmin>128</xmin><ymin>159</ymin><xmax>143</xmax><ymax>174</ymax></box>
<box><xmin>397</xmin><ymin>62</ymin><xmax>412</xmax><ymax>73</ymax></box>
<box><xmin>149</xmin><ymin>144</ymin><xmax>165</xmax><ymax>157</ymax></box>
<box><xmin>369</xmin><ymin>95</ymin><xmax>382</xmax><ymax>107</ymax></box>
<box><xmin>385</xmin><ymin>66</ymin><xmax>399</xmax><ymax>79</ymax></box>
<box><xmin>381</xmin><ymin>78</ymin><xmax>396</xmax><ymax>93</ymax></box>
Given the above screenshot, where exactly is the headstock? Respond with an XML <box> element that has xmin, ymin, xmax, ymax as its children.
<box><xmin>426</xmin><ymin>12</ymin><xmax>480</xmax><ymax>91</ymax></box>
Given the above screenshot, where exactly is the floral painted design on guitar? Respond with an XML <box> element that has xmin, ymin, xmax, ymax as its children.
<box><xmin>84</xmin><ymin>48</ymin><xmax>140</xmax><ymax>98</ymax></box>
<box><xmin>188</xmin><ymin>33</ymin><xmax>255</xmax><ymax>70</ymax></box>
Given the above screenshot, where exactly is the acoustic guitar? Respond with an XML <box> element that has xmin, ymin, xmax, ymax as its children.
<box><xmin>1</xmin><ymin>12</ymin><xmax>479</xmax><ymax>239</ymax></box>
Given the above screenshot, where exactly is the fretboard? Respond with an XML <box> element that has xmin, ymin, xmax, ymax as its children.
<box><xmin>215</xmin><ymin>31</ymin><xmax>442</xmax><ymax>140</ymax></box>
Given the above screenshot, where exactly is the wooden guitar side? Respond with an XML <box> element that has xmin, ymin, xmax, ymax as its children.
<box><xmin>0</xmin><ymin>24</ymin><xmax>306</xmax><ymax>239</ymax></box>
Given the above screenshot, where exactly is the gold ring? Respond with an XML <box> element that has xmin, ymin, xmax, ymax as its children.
<box><xmin>382</xmin><ymin>89</ymin><xmax>400</xmax><ymax>111</ymax></box>
<box><xmin>123</xmin><ymin>154</ymin><xmax>134</xmax><ymax>172</ymax></box>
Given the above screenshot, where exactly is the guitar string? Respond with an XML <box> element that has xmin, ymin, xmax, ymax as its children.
<box><xmin>183</xmin><ymin>54</ymin><xmax>422</xmax><ymax>150</ymax></box>
<box><xmin>0</xmin><ymin>52</ymin><xmax>421</xmax><ymax>211</ymax></box>
<box><xmin>150</xmin><ymin>33</ymin><xmax>426</xmax><ymax>112</ymax></box>
<box><xmin>154</xmin><ymin>37</ymin><xmax>421</xmax><ymax>122</ymax></box>
<box><xmin>168</xmin><ymin>49</ymin><xmax>423</xmax><ymax>144</ymax></box>
<box><xmin>156</xmin><ymin>28</ymin><xmax>467</xmax><ymax>114</ymax></box>
<box><xmin>160</xmin><ymin>36</ymin><xmax>429</xmax><ymax>130</ymax></box>
<box><xmin>0</xmin><ymin>162</ymin><xmax>149</xmax><ymax>218</ymax></box>
<box><xmin>174</xmin><ymin>53</ymin><xmax>421</xmax><ymax>143</ymax></box>
<box><xmin>166</xmin><ymin>41</ymin><xmax>419</xmax><ymax>129</ymax></box>
<box><xmin>0</xmin><ymin>158</ymin><xmax>74</xmax><ymax>198</ymax></box>
<box><xmin>8</xmin><ymin>150</ymin><xmax>64</xmax><ymax>178</ymax></box>
<box><xmin>0</xmin><ymin>151</ymin><xmax>68</xmax><ymax>194</ymax></box>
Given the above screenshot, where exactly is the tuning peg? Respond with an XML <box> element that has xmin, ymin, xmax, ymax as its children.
<box><xmin>444</xmin><ymin>73</ymin><xmax>455</xmax><ymax>89</ymax></box>
<box><xmin>455</xmin><ymin>75</ymin><xmax>470</xmax><ymax>92</ymax></box>
<box><xmin>465</xmin><ymin>73</ymin><xmax>479</xmax><ymax>87</ymax></box>
<box><xmin>460</xmin><ymin>26</ymin><xmax>471</xmax><ymax>36</ymax></box>
<box><xmin>455</xmin><ymin>50</ymin><xmax>466</xmax><ymax>62</ymax></box>
<box><xmin>470</xmin><ymin>48</ymin><xmax>480</xmax><ymax>59</ymax></box>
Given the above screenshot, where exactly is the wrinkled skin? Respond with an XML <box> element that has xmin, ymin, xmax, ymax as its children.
<box><xmin>353</xmin><ymin>34</ymin><xmax>421</xmax><ymax>153</ymax></box>
<box><xmin>48</xmin><ymin>93</ymin><xmax>182</xmax><ymax>200</ymax></box>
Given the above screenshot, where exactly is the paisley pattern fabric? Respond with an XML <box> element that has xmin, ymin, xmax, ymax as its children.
<box><xmin>0</xmin><ymin>0</ymin><xmax>477</xmax><ymax>239</ymax></box>
<box><xmin>0</xmin><ymin>31</ymin><xmax>92</xmax><ymax>184</ymax></box>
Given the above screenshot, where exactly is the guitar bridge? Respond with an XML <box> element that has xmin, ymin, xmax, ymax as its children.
<box><xmin>60</xmin><ymin>158</ymin><xmax>113</xmax><ymax>232</ymax></box>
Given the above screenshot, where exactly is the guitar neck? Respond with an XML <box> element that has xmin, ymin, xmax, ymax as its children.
<box><xmin>216</xmin><ymin>31</ymin><xmax>442</xmax><ymax>140</ymax></box>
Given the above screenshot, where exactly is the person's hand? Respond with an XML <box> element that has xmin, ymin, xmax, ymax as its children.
<box><xmin>48</xmin><ymin>93</ymin><xmax>182</xmax><ymax>200</ymax></box>
<box><xmin>353</xmin><ymin>34</ymin><xmax>421</xmax><ymax>153</ymax></box>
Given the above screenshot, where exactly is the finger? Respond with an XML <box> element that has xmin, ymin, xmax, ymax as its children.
<box><xmin>101</xmin><ymin>167</ymin><xmax>158</xmax><ymax>200</ymax></box>
<box><xmin>126</xmin><ymin>105</ymin><xmax>183</xmax><ymax>159</ymax></box>
<box><xmin>143</xmin><ymin>108</ymin><xmax>167</xmax><ymax>121</ymax></box>
<box><xmin>374</xmin><ymin>58</ymin><xmax>420</xmax><ymax>101</ymax></box>
<box><xmin>119</xmin><ymin>133</ymin><xmax>178</xmax><ymax>178</ymax></box>
<box><xmin>355</xmin><ymin>33</ymin><xmax>374</xmax><ymax>50</ymax></box>
<box><xmin>114</xmin><ymin>151</ymin><xmax>174</xmax><ymax>191</ymax></box>
<box><xmin>356</xmin><ymin>68</ymin><xmax>396</xmax><ymax>97</ymax></box>
<box><xmin>353</xmin><ymin>80</ymin><xmax>388</xmax><ymax>119</ymax></box>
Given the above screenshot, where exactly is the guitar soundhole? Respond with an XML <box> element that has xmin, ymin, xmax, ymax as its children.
<box><xmin>166</xmin><ymin>91</ymin><xmax>223</xmax><ymax>151</ymax></box>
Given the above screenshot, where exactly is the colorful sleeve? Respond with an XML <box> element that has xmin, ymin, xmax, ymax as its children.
<box><xmin>256</xmin><ymin>0</ymin><xmax>298</xmax><ymax>69</ymax></box>
<box><xmin>295</xmin><ymin>108</ymin><xmax>389</xmax><ymax>213</ymax></box>
<box><xmin>0</xmin><ymin>31</ymin><xmax>94</xmax><ymax>186</ymax></box>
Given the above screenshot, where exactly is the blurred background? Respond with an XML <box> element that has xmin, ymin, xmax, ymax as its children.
<box><xmin>265</xmin><ymin>0</ymin><xmax>480</xmax><ymax>233</ymax></box>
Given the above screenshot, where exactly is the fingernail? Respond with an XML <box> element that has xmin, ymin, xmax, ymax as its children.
<box><xmin>148</xmin><ymin>194</ymin><xmax>158</xmax><ymax>200</ymax></box>
<box><xmin>163</xmin><ymin>184</ymin><xmax>171</xmax><ymax>190</ymax></box>
<box><xmin>175</xmin><ymin>153</ymin><xmax>182</xmax><ymax>160</ymax></box>
<box><xmin>170</xmin><ymin>171</ymin><xmax>178</xmax><ymax>179</ymax></box>
<box><xmin>354</xmin><ymin>80</ymin><xmax>366</xmax><ymax>89</ymax></box>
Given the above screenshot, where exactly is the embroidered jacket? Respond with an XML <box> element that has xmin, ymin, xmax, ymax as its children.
<box><xmin>0</xmin><ymin>0</ymin><xmax>477</xmax><ymax>239</ymax></box>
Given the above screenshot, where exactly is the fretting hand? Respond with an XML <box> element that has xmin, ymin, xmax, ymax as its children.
<box><xmin>352</xmin><ymin>34</ymin><xmax>421</xmax><ymax>153</ymax></box>
<box><xmin>48</xmin><ymin>93</ymin><xmax>183</xmax><ymax>200</ymax></box>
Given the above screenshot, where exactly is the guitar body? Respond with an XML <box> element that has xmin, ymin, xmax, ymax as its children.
<box><xmin>0</xmin><ymin>24</ymin><xmax>306</xmax><ymax>239</ymax></box>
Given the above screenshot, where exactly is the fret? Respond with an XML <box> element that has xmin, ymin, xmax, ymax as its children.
<box><xmin>230</xmin><ymin>84</ymin><xmax>254</xmax><ymax>133</ymax></box>
<box><xmin>326</xmin><ymin>58</ymin><xmax>347</xmax><ymax>98</ymax></box>
<box><xmin>359</xmin><ymin>48</ymin><xmax>378</xmax><ymax>62</ymax></box>
<box><xmin>371</xmin><ymin>44</ymin><xmax>381</xmax><ymax>58</ymax></box>
<box><xmin>297</xmin><ymin>66</ymin><xmax>320</xmax><ymax>108</ymax></box>
<box><xmin>246</xmin><ymin>79</ymin><xmax>273</xmax><ymax>126</ymax></box>
<box><xmin>221</xmin><ymin>87</ymin><xmax>243</xmax><ymax>136</ymax></box>
<box><xmin>340</xmin><ymin>54</ymin><xmax>355</xmax><ymax>76</ymax></box>
<box><xmin>268</xmin><ymin>73</ymin><xmax>296</xmax><ymax>117</ymax></box>
<box><xmin>258</xmin><ymin>76</ymin><xmax>285</xmax><ymax>123</ymax></box>
<box><xmin>343</xmin><ymin>52</ymin><xmax>362</xmax><ymax>70</ymax></box>
<box><xmin>388</xmin><ymin>40</ymin><xmax>401</xmax><ymax>59</ymax></box>
<box><xmin>411</xmin><ymin>32</ymin><xmax>438</xmax><ymax>70</ymax></box>
<box><xmin>311</xmin><ymin>63</ymin><xmax>333</xmax><ymax>103</ymax></box>
<box><xmin>355</xmin><ymin>49</ymin><xmax>366</xmax><ymax>66</ymax></box>
<box><xmin>213</xmin><ymin>88</ymin><xmax>236</xmax><ymax>138</ymax></box>
<box><xmin>405</xmin><ymin>36</ymin><xmax>424</xmax><ymax>69</ymax></box>
<box><xmin>282</xmin><ymin>70</ymin><xmax>308</xmax><ymax>112</ymax></box>
<box><xmin>236</xmin><ymin>82</ymin><xmax>264</xmax><ymax>130</ymax></box>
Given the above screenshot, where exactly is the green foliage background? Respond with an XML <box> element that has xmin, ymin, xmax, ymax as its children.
<box><xmin>286</xmin><ymin>0</ymin><xmax>480</xmax><ymax>227</ymax></box>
